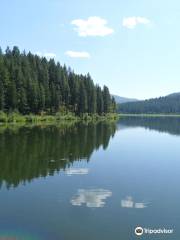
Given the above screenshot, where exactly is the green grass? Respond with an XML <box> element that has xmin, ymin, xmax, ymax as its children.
<box><xmin>0</xmin><ymin>111</ymin><xmax>118</xmax><ymax>124</ymax></box>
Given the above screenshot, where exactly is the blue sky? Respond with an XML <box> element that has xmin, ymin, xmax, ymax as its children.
<box><xmin>1</xmin><ymin>0</ymin><xmax>180</xmax><ymax>99</ymax></box>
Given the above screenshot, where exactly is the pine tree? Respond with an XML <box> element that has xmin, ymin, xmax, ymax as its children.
<box><xmin>78</xmin><ymin>81</ymin><xmax>88</xmax><ymax>114</ymax></box>
<box><xmin>111</xmin><ymin>96</ymin><xmax>116</xmax><ymax>113</ymax></box>
<box><xmin>103</xmin><ymin>86</ymin><xmax>111</xmax><ymax>113</ymax></box>
<box><xmin>7</xmin><ymin>79</ymin><xmax>17</xmax><ymax>110</ymax></box>
<box><xmin>0</xmin><ymin>52</ymin><xmax>5</xmax><ymax>110</ymax></box>
<box><xmin>0</xmin><ymin>80</ymin><xmax>4</xmax><ymax>110</ymax></box>
<box><xmin>96</xmin><ymin>86</ymin><xmax>104</xmax><ymax>114</ymax></box>
<box><xmin>0</xmin><ymin>46</ymin><xmax>116</xmax><ymax>115</ymax></box>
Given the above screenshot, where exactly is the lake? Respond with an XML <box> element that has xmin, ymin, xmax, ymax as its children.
<box><xmin>0</xmin><ymin>117</ymin><xmax>180</xmax><ymax>240</ymax></box>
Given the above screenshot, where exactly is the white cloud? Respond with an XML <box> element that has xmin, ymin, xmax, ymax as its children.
<box><xmin>71</xmin><ymin>189</ymin><xmax>112</xmax><ymax>207</ymax></box>
<box><xmin>35</xmin><ymin>52</ymin><xmax>56</xmax><ymax>59</ymax></box>
<box><xmin>65</xmin><ymin>168</ymin><xmax>89</xmax><ymax>176</ymax></box>
<box><xmin>44</xmin><ymin>53</ymin><xmax>56</xmax><ymax>58</ymax></box>
<box><xmin>122</xmin><ymin>17</ymin><xmax>151</xmax><ymax>29</ymax></box>
<box><xmin>35</xmin><ymin>51</ymin><xmax>42</xmax><ymax>56</ymax></box>
<box><xmin>65</xmin><ymin>51</ymin><xmax>90</xmax><ymax>58</ymax></box>
<box><xmin>71</xmin><ymin>16</ymin><xmax>114</xmax><ymax>37</ymax></box>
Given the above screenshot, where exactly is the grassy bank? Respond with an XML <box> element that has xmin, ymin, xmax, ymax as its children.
<box><xmin>0</xmin><ymin>111</ymin><xmax>118</xmax><ymax>124</ymax></box>
<box><xmin>119</xmin><ymin>113</ymin><xmax>180</xmax><ymax>117</ymax></box>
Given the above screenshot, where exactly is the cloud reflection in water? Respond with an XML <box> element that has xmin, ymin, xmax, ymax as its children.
<box><xmin>71</xmin><ymin>189</ymin><xmax>112</xmax><ymax>208</ymax></box>
<box><xmin>65</xmin><ymin>168</ymin><xmax>89</xmax><ymax>176</ymax></box>
<box><xmin>121</xmin><ymin>196</ymin><xmax>148</xmax><ymax>209</ymax></box>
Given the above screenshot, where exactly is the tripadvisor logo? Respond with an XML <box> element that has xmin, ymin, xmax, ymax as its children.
<box><xmin>135</xmin><ymin>226</ymin><xmax>143</xmax><ymax>236</ymax></box>
<box><xmin>134</xmin><ymin>226</ymin><xmax>174</xmax><ymax>236</ymax></box>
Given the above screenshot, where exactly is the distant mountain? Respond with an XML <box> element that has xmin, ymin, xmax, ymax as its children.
<box><xmin>112</xmin><ymin>95</ymin><xmax>138</xmax><ymax>104</ymax></box>
<box><xmin>167</xmin><ymin>92</ymin><xmax>180</xmax><ymax>98</ymax></box>
<box><xmin>118</xmin><ymin>92</ymin><xmax>180</xmax><ymax>114</ymax></box>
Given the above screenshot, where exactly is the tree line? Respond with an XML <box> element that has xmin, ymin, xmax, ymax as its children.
<box><xmin>118</xmin><ymin>93</ymin><xmax>180</xmax><ymax>114</ymax></box>
<box><xmin>0</xmin><ymin>46</ymin><xmax>116</xmax><ymax>115</ymax></box>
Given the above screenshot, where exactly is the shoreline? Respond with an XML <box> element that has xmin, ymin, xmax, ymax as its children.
<box><xmin>0</xmin><ymin>112</ymin><xmax>118</xmax><ymax>124</ymax></box>
<box><xmin>119</xmin><ymin>113</ymin><xmax>180</xmax><ymax>117</ymax></box>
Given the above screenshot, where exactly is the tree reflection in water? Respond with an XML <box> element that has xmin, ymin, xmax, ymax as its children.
<box><xmin>0</xmin><ymin>122</ymin><xmax>116</xmax><ymax>189</ymax></box>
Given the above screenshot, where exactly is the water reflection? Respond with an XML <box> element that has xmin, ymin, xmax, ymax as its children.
<box><xmin>121</xmin><ymin>196</ymin><xmax>148</xmax><ymax>209</ymax></box>
<box><xmin>1</xmin><ymin>116</ymin><xmax>179</xmax><ymax>189</ymax></box>
<box><xmin>71</xmin><ymin>189</ymin><xmax>112</xmax><ymax>208</ymax></box>
<box><xmin>118</xmin><ymin>116</ymin><xmax>180</xmax><ymax>136</ymax></box>
<box><xmin>65</xmin><ymin>168</ymin><xmax>89</xmax><ymax>176</ymax></box>
<box><xmin>0</xmin><ymin>122</ymin><xmax>116</xmax><ymax>189</ymax></box>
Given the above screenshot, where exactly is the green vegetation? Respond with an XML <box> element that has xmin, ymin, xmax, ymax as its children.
<box><xmin>0</xmin><ymin>110</ymin><xmax>118</xmax><ymax>123</ymax></box>
<box><xmin>118</xmin><ymin>93</ymin><xmax>180</xmax><ymax>114</ymax></box>
<box><xmin>0</xmin><ymin>46</ymin><xmax>116</xmax><ymax>118</ymax></box>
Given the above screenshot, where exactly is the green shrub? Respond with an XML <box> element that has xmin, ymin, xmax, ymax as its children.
<box><xmin>8</xmin><ymin>112</ymin><xmax>26</xmax><ymax>123</ymax></box>
<box><xmin>0</xmin><ymin>111</ymin><xmax>8</xmax><ymax>123</ymax></box>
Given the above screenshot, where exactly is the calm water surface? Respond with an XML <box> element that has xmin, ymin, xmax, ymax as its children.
<box><xmin>0</xmin><ymin>117</ymin><xmax>180</xmax><ymax>239</ymax></box>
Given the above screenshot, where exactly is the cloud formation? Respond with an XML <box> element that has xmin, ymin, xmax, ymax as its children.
<box><xmin>71</xmin><ymin>16</ymin><xmax>114</xmax><ymax>37</ymax></box>
<box><xmin>35</xmin><ymin>52</ymin><xmax>56</xmax><ymax>59</ymax></box>
<box><xmin>122</xmin><ymin>17</ymin><xmax>150</xmax><ymax>29</ymax></box>
<box><xmin>44</xmin><ymin>53</ymin><xmax>56</xmax><ymax>58</ymax></box>
<box><xmin>71</xmin><ymin>189</ymin><xmax>112</xmax><ymax>207</ymax></box>
<box><xmin>65</xmin><ymin>51</ymin><xmax>90</xmax><ymax>58</ymax></box>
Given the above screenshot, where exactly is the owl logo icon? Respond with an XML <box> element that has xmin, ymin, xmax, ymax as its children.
<box><xmin>135</xmin><ymin>226</ymin><xmax>143</xmax><ymax>236</ymax></box>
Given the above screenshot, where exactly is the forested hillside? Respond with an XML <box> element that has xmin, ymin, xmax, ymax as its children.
<box><xmin>0</xmin><ymin>46</ymin><xmax>116</xmax><ymax>115</ymax></box>
<box><xmin>112</xmin><ymin>94</ymin><xmax>138</xmax><ymax>104</ymax></box>
<box><xmin>118</xmin><ymin>93</ymin><xmax>180</xmax><ymax>114</ymax></box>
